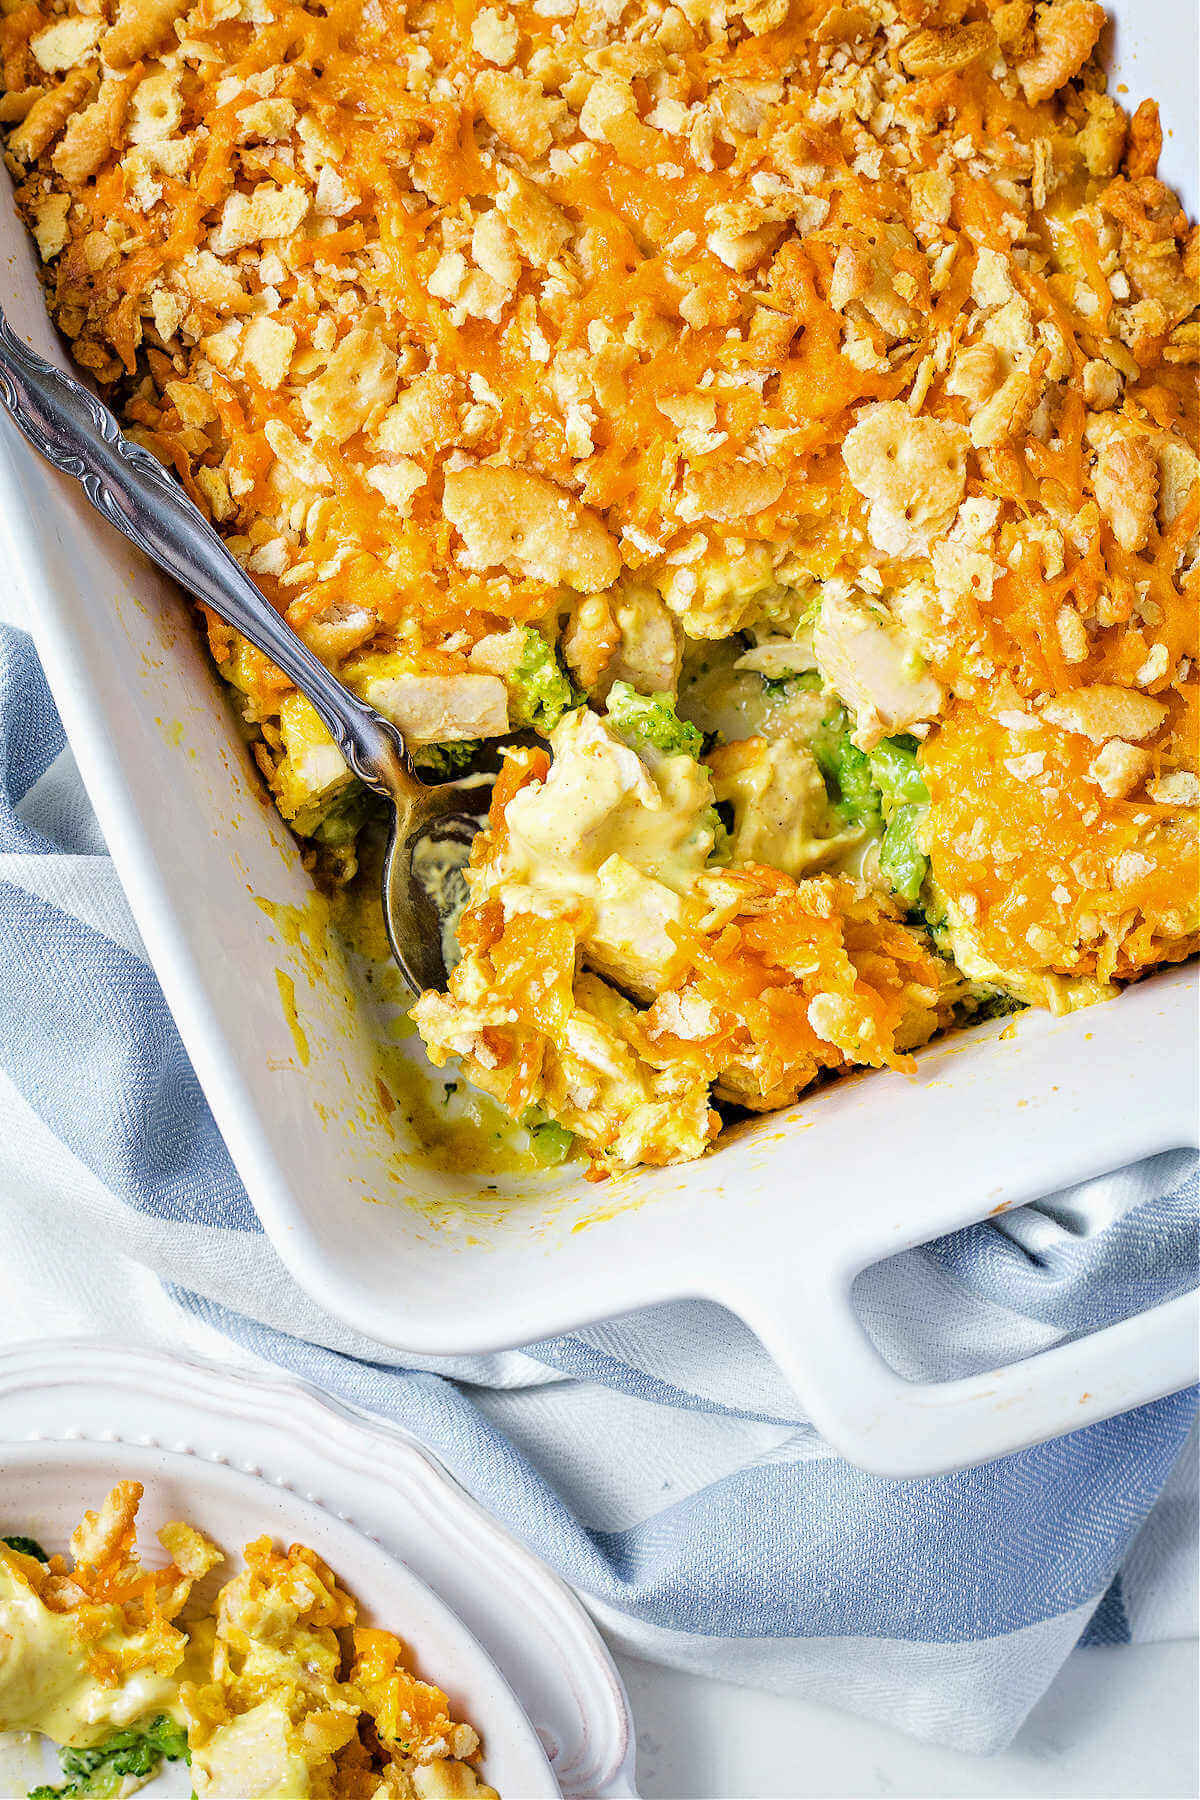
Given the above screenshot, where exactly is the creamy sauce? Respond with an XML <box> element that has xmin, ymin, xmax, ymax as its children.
<box><xmin>274</xmin><ymin>969</ymin><xmax>311</xmax><ymax>1067</ymax></box>
<box><xmin>499</xmin><ymin>708</ymin><xmax>718</xmax><ymax>904</ymax></box>
<box><xmin>679</xmin><ymin>642</ymin><xmax>887</xmax><ymax>885</ymax></box>
<box><xmin>677</xmin><ymin>638</ymin><xmax>835</xmax><ymax>744</ymax></box>
<box><xmin>0</xmin><ymin>1563</ymin><xmax>178</xmax><ymax>1748</ymax></box>
<box><xmin>411</xmin><ymin>832</ymin><xmax>472</xmax><ymax>977</ymax></box>
<box><xmin>328</xmin><ymin>838</ymin><xmax>554</xmax><ymax>1181</ymax></box>
<box><xmin>930</xmin><ymin>882</ymin><xmax>1113</xmax><ymax>1013</ymax></box>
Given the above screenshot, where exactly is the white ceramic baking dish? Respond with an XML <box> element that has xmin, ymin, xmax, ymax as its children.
<box><xmin>1</xmin><ymin>3</ymin><xmax>1196</xmax><ymax>1479</ymax></box>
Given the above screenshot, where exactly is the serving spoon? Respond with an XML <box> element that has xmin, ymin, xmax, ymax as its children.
<box><xmin>0</xmin><ymin>308</ymin><xmax>489</xmax><ymax>994</ymax></box>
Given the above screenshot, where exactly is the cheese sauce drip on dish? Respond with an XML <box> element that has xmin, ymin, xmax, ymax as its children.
<box><xmin>0</xmin><ymin>0</ymin><xmax>1195</xmax><ymax>1172</ymax></box>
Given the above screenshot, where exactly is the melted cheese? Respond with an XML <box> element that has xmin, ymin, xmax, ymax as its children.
<box><xmin>0</xmin><ymin>1562</ymin><xmax>178</xmax><ymax>1747</ymax></box>
<box><xmin>928</xmin><ymin>881</ymin><xmax>1116</xmax><ymax>1014</ymax></box>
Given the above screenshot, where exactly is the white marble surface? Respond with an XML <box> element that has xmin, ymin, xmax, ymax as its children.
<box><xmin>615</xmin><ymin>1639</ymin><xmax>1198</xmax><ymax>1799</ymax></box>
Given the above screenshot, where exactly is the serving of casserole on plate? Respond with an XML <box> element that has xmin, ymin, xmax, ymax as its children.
<box><xmin>0</xmin><ymin>1344</ymin><xmax>629</xmax><ymax>1795</ymax></box>
<box><xmin>0</xmin><ymin>0</ymin><xmax>1195</xmax><ymax>1178</ymax></box>
<box><xmin>0</xmin><ymin>1482</ymin><xmax>499</xmax><ymax>1797</ymax></box>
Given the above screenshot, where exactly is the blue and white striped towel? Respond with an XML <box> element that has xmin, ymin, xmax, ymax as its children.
<box><xmin>0</xmin><ymin>615</ymin><xmax>1196</xmax><ymax>1755</ymax></box>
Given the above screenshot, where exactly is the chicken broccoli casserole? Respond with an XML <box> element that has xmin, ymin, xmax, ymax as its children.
<box><xmin>1</xmin><ymin>0</ymin><xmax>1196</xmax><ymax>1172</ymax></box>
<box><xmin>0</xmin><ymin>1484</ymin><xmax>499</xmax><ymax>1798</ymax></box>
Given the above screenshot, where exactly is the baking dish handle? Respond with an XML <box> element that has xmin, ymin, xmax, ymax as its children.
<box><xmin>741</xmin><ymin>1274</ymin><xmax>1198</xmax><ymax>1478</ymax></box>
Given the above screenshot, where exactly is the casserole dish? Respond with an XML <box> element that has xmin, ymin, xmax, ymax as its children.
<box><xmin>0</xmin><ymin>2</ymin><xmax>1195</xmax><ymax>1478</ymax></box>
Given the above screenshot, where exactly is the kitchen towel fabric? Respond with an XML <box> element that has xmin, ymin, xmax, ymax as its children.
<box><xmin>0</xmin><ymin>614</ymin><xmax>1197</xmax><ymax>1755</ymax></box>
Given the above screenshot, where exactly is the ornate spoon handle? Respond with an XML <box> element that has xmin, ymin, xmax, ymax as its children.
<box><xmin>0</xmin><ymin>309</ymin><xmax>417</xmax><ymax>798</ymax></box>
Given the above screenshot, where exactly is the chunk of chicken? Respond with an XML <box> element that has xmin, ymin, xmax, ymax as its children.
<box><xmin>191</xmin><ymin>1700</ymin><xmax>316</xmax><ymax>1800</ymax></box>
<box><xmin>587</xmin><ymin>854</ymin><xmax>690</xmax><ymax>997</ymax></box>
<box><xmin>354</xmin><ymin>672</ymin><xmax>509</xmax><ymax>742</ymax></box>
<box><xmin>559</xmin><ymin>595</ymin><xmax>620</xmax><ymax>692</ymax></box>
<box><xmin>706</xmin><ymin>736</ymin><xmax>857</xmax><ymax>878</ymax></box>
<box><xmin>812</xmin><ymin>590</ymin><xmax>943</xmax><ymax>749</ymax></box>
<box><xmin>606</xmin><ymin>585</ymin><xmax>683</xmax><ymax>696</ymax></box>
<box><xmin>461</xmin><ymin>710</ymin><xmax>711</xmax><ymax>999</ymax></box>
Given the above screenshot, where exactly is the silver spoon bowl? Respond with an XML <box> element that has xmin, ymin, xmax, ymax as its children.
<box><xmin>0</xmin><ymin>308</ymin><xmax>487</xmax><ymax>994</ymax></box>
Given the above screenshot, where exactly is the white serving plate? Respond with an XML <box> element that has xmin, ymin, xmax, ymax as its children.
<box><xmin>0</xmin><ymin>4</ymin><xmax>1196</xmax><ymax>1480</ymax></box>
<box><xmin>0</xmin><ymin>1340</ymin><xmax>636</xmax><ymax>1798</ymax></box>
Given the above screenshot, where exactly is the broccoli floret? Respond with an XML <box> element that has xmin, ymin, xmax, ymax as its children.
<box><xmin>309</xmin><ymin>782</ymin><xmax>374</xmax><ymax>846</ymax></box>
<box><xmin>30</xmin><ymin>1717</ymin><xmax>190</xmax><ymax>1799</ymax></box>
<box><xmin>870</xmin><ymin>735</ymin><xmax>930</xmax><ymax>907</ymax></box>
<box><xmin>520</xmin><ymin>1108</ymin><xmax>576</xmax><ymax>1167</ymax></box>
<box><xmin>605</xmin><ymin>682</ymin><xmax>703</xmax><ymax>760</ymax></box>
<box><xmin>813</xmin><ymin>718</ymin><xmax>931</xmax><ymax>906</ymax></box>
<box><xmin>296</xmin><ymin>779</ymin><xmax>376</xmax><ymax>882</ymax></box>
<box><xmin>813</xmin><ymin>714</ymin><xmax>881</xmax><ymax>828</ymax></box>
<box><xmin>878</xmin><ymin>804</ymin><xmax>927</xmax><ymax>906</ymax></box>
<box><xmin>922</xmin><ymin>908</ymin><xmax>956</xmax><ymax>958</ymax></box>
<box><xmin>508</xmin><ymin>628</ymin><xmax>580</xmax><ymax>733</ymax></box>
<box><xmin>2</xmin><ymin>1534</ymin><xmax>49</xmax><ymax>1562</ymax></box>
<box><xmin>413</xmin><ymin>739</ymin><xmax>483</xmax><ymax>780</ymax></box>
<box><xmin>869</xmin><ymin>734</ymin><xmax>928</xmax><ymax>808</ymax></box>
<box><xmin>966</xmin><ymin>990</ymin><xmax>1025</xmax><ymax>1022</ymax></box>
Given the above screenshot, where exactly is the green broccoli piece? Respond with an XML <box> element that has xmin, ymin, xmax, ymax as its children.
<box><xmin>870</xmin><ymin>735</ymin><xmax>930</xmax><ymax>907</ymax></box>
<box><xmin>2</xmin><ymin>1535</ymin><xmax>49</xmax><ymax>1562</ymax></box>
<box><xmin>812</xmin><ymin>718</ymin><xmax>931</xmax><ymax>906</ymax></box>
<box><xmin>520</xmin><ymin>1108</ymin><xmax>576</xmax><ymax>1167</ymax></box>
<box><xmin>508</xmin><ymin>629</ymin><xmax>580</xmax><ymax>733</ymax></box>
<box><xmin>605</xmin><ymin>682</ymin><xmax>704</xmax><ymax>760</ymax></box>
<box><xmin>412</xmin><ymin>740</ymin><xmax>483</xmax><ymax>781</ymax></box>
<box><xmin>878</xmin><ymin>804</ymin><xmax>927</xmax><ymax>906</ymax></box>
<box><xmin>967</xmin><ymin>990</ymin><xmax>1025</xmax><ymax>1022</ymax></box>
<box><xmin>760</xmin><ymin>668</ymin><xmax>823</xmax><ymax>698</ymax></box>
<box><xmin>30</xmin><ymin>1717</ymin><xmax>190</xmax><ymax>1800</ymax></box>
<box><xmin>869</xmin><ymin>734</ymin><xmax>929</xmax><ymax>808</ymax></box>
<box><xmin>812</xmin><ymin>715</ymin><xmax>881</xmax><ymax>828</ymax></box>
<box><xmin>309</xmin><ymin>782</ymin><xmax>375</xmax><ymax>846</ymax></box>
<box><xmin>923</xmin><ymin>908</ymin><xmax>956</xmax><ymax>959</ymax></box>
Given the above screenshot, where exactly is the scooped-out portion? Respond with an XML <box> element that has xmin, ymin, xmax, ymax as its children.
<box><xmin>413</xmin><ymin>697</ymin><xmax>958</xmax><ymax>1171</ymax></box>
